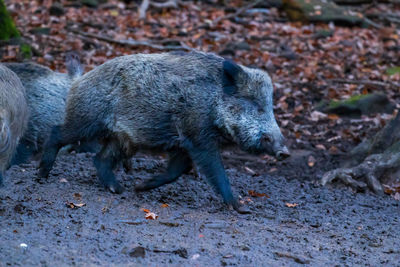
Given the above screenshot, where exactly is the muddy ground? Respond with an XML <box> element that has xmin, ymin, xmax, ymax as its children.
<box><xmin>0</xmin><ymin>149</ymin><xmax>399</xmax><ymax>266</ymax></box>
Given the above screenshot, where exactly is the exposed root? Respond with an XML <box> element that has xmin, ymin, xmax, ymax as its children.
<box><xmin>321</xmin><ymin>151</ymin><xmax>400</xmax><ymax>195</ymax></box>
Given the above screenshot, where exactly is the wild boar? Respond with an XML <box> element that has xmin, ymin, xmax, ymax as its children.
<box><xmin>4</xmin><ymin>52</ymin><xmax>83</xmax><ymax>165</ymax></box>
<box><xmin>0</xmin><ymin>64</ymin><xmax>28</xmax><ymax>185</ymax></box>
<box><xmin>39</xmin><ymin>51</ymin><xmax>290</xmax><ymax>213</ymax></box>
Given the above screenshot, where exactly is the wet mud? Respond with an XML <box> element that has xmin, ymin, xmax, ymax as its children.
<box><xmin>0</xmin><ymin>150</ymin><xmax>399</xmax><ymax>266</ymax></box>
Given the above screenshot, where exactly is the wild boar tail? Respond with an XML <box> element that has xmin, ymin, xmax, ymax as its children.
<box><xmin>66</xmin><ymin>51</ymin><xmax>83</xmax><ymax>79</ymax></box>
<box><xmin>0</xmin><ymin>120</ymin><xmax>10</xmax><ymax>155</ymax></box>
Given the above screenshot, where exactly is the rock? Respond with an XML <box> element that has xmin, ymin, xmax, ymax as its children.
<box><xmin>49</xmin><ymin>2</ymin><xmax>65</xmax><ymax>16</ymax></box>
<box><xmin>317</xmin><ymin>93</ymin><xmax>395</xmax><ymax>117</ymax></box>
<box><xmin>282</xmin><ymin>0</ymin><xmax>366</xmax><ymax>26</ymax></box>
<box><xmin>129</xmin><ymin>246</ymin><xmax>146</xmax><ymax>258</ymax></box>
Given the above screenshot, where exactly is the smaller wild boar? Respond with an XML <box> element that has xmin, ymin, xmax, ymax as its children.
<box><xmin>4</xmin><ymin>52</ymin><xmax>83</xmax><ymax>165</ymax></box>
<box><xmin>39</xmin><ymin>51</ymin><xmax>290</xmax><ymax>213</ymax></box>
<box><xmin>0</xmin><ymin>64</ymin><xmax>28</xmax><ymax>185</ymax></box>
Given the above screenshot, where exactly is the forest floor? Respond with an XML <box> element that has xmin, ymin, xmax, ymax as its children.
<box><xmin>1</xmin><ymin>0</ymin><xmax>400</xmax><ymax>265</ymax></box>
<box><xmin>0</xmin><ymin>151</ymin><xmax>399</xmax><ymax>266</ymax></box>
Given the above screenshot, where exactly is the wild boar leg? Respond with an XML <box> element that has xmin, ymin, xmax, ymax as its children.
<box><xmin>39</xmin><ymin>126</ymin><xmax>65</xmax><ymax>178</ymax></box>
<box><xmin>121</xmin><ymin>157</ymin><xmax>133</xmax><ymax>173</ymax></box>
<box><xmin>11</xmin><ymin>140</ymin><xmax>36</xmax><ymax>165</ymax></box>
<box><xmin>187</xmin><ymin>146</ymin><xmax>250</xmax><ymax>214</ymax></box>
<box><xmin>135</xmin><ymin>149</ymin><xmax>192</xmax><ymax>191</ymax></box>
<box><xmin>93</xmin><ymin>140</ymin><xmax>124</xmax><ymax>194</ymax></box>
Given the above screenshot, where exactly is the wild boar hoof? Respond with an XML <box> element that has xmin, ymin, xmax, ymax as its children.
<box><xmin>229</xmin><ymin>202</ymin><xmax>251</xmax><ymax>214</ymax></box>
<box><xmin>105</xmin><ymin>182</ymin><xmax>124</xmax><ymax>194</ymax></box>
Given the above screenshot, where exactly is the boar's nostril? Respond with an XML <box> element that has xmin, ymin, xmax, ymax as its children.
<box><xmin>276</xmin><ymin>149</ymin><xmax>290</xmax><ymax>161</ymax></box>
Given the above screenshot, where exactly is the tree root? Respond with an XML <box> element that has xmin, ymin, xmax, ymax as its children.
<box><xmin>321</xmin><ymin>151</ymin><xmax>400</xmax><ymax>195</ymax></box>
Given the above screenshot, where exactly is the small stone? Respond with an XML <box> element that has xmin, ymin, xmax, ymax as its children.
<box><xmin>129</xmin><ymin>246</ymin><xmax>145</xmax><ymax>258</ymax></box>
<box><xmin>241</xmin><ymin>245</ymin><xmax>250</xmax><ymax>251</ymax></box>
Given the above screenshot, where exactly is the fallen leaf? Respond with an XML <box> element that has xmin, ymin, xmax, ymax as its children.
<box><xmin>329</xmin><ymin>146</ymin><xmax>339</xmax><ymax>154</ymax></box>
<box><xmin>142</xmin><ymin>208</ymin><xmax>158</xmax><ymax>220</ymax></box>
<box><xmin>308</xmin><ymin>155</ymin><xmax>316</xmax><ymax>167</ymax></box>
<box><xmin>244</xmin><ymin>166</ymin><xmax>257</xmax><ymax>176</ymax></box>
<box><xmin>145</xmin><ymin>212</ymin><xmax>158</xmax><ymax>220</ymax></box>
<box><xmin>315</xmin><ymin>144</ymin><xmax>326</xmax><ymax>150</ymax></box>
<box><xmin>285</xmin><ymin>203</ymin><xmax>298</xmax><ymax>208</ymax></box>
<box><xmin>161</xmin><ymin>203</ymin><xmax>169</xmax><ymax>208</ymax></box>
<box><xmin>309</xmin><ymin>111</ymin><xmax>327</xmax><ymax>122</ymax></box>
<box><xmin>328</xmin><ymin>114</ymin><xmax>340</xmax><ymax>120</ymax></box>
<box><xmin>66</xmin><ymin>202</ymin><xmax>86</xmax><ymax>209</ymax></box>
<box><xmin>248</xmin><ymin>190</ymin><xmax>270</xmax><ymax>198</ymax></box>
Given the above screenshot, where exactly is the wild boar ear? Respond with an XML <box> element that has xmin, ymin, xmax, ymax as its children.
<box><xmin>222</xmin><ymin>59</ymin><xmax>242</xmax><ymax>96</ymax></box>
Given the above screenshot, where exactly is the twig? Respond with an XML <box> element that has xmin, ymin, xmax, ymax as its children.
<box><xmin>274</xmin><ymin>252</ymin><xmax>310</xmax><ymax>264</ymax></box>
<box><xmin>150</xmin><ymin>0</ymin><xmax>179</xmax><ymax>8</ymax></box>
<box><xmin>363</xmin><ymin>17</ymin><xmax>383</xmax><ymax>29</ymax></box>
<box><xmin>69</xmin><ymin>28</ymin><xmax>193</xmax><ymax>51</ymax></box>
<box><xmin>139</xmin><ymin>0</ymin><xmax>150</xmax><ymax>19</ymax></box>
<box><xmin>330</xmin><ymin>78</ymin><xmax>399</xmax><ymax>88</ymax></box>
<box><xmin>190</xmin><ymin>0</ymin><xmax>264</xmax><ymax>32</ymax></box>
<box><xmin>212</xmin><ymin>0</ymin><xmax>264</xmax><ymax>26</ymax></box>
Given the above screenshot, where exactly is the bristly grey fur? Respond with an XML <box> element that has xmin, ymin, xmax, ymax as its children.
<box><xmin>39</xmin><ymin>50</ymin><xmax>289</xmax><ymax>211</ymax></box>
<box><xmin>4</xmin><ymin>56</ymin><xmax>83</xmax><ymax>164</ymax></box>
<box><xmin>0</xmin><ymin>64</ymin><xmax>28</xmax><ymax>185</ymax></box>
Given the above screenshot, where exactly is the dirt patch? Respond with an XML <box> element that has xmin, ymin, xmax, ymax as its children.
<box><xmin>0</xmin><ymin>151</ymin><xmax>399</xmax><ymax>266</ymax></box>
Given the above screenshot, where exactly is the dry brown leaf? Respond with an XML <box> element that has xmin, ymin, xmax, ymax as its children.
<box><xmin>328</xmin><ymin>114</ymin><xmax>340</xmax><ymax>120</ymax></box>
<box><xmin>329</xmin><ymin>146</ymin><xmax>339</xmax><ymax>154</ymax></box>
<box><xmin>161</xmin><ymin>203</ymin><xmax>169</xmax><ymax>208</ymax></box>
<box><xmin>308</xmin><ymin>155</ymin><xmax>316</xmax><ymax>167</ymax></box>
<box><xmin>248</xmin><ymin>190</ymin><xmax>270</xmax><ymax>198</ymax></box>
<box><xmin>145</xmin><ymin>212</ymin><xmax>158</xmax><ymax>220</ymax></box>
<box><xmin>142</xmin><ymin>208</ymin><xmax>158</xmax><ymax>220</ymax></box>
<box><xmin>66</xmin><ymin>202</ymin><xmax>86</xmax><ymax>209</ymax></box>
